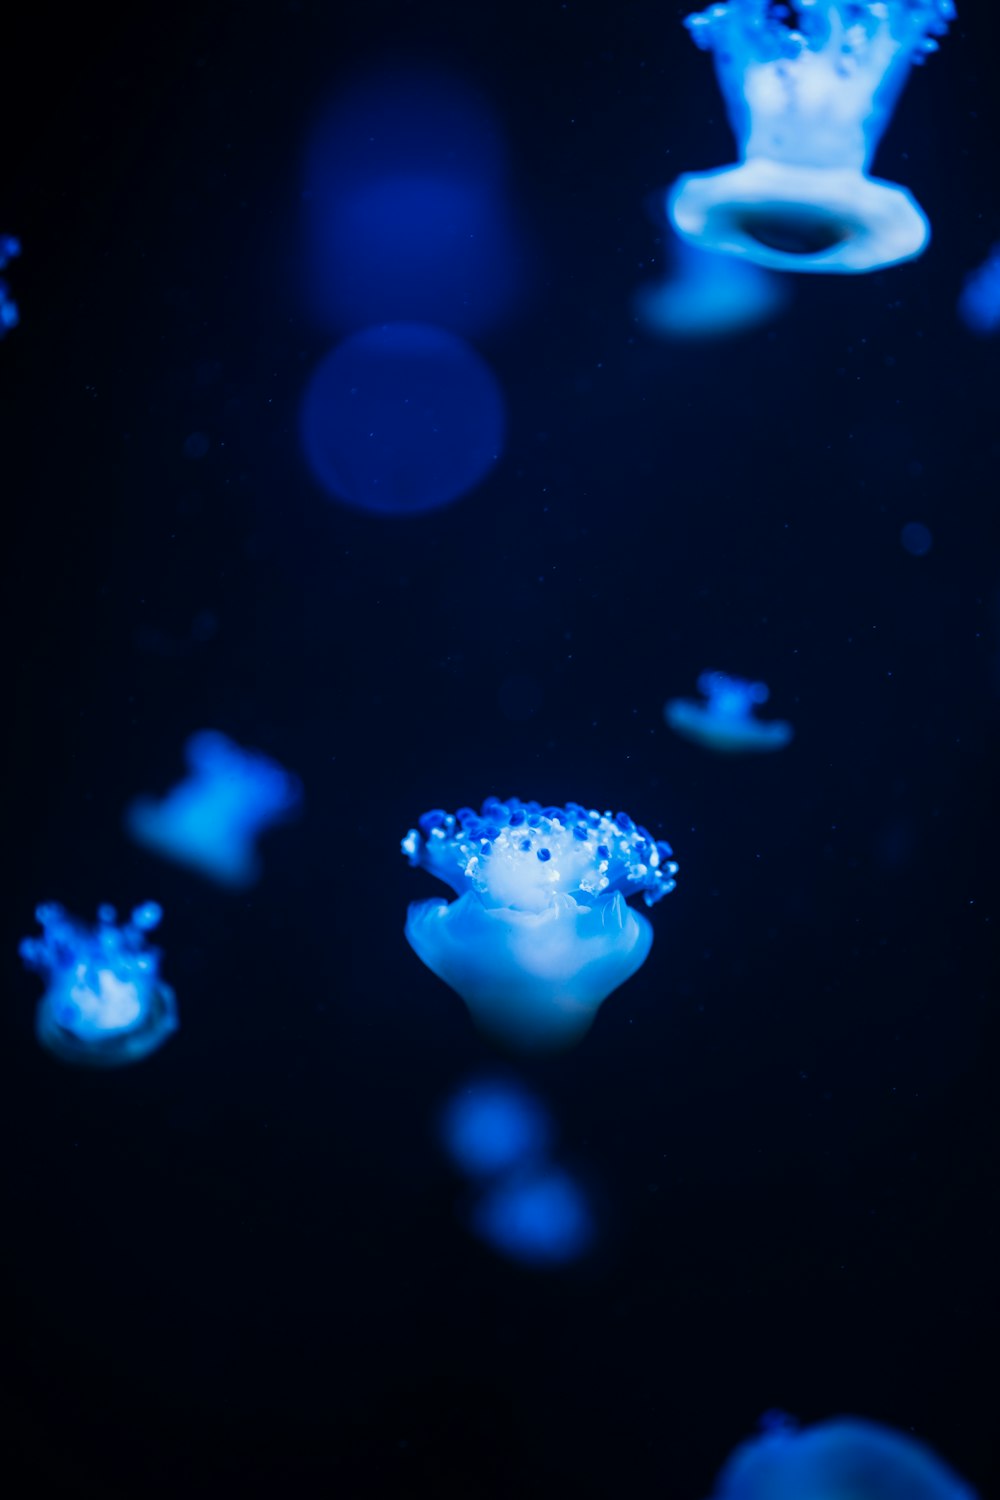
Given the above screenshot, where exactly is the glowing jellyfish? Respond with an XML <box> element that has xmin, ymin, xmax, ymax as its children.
<box><xmin>668</xmin><ymin>1</ymin><xmax>955</xmax><ymax>274</ymax></box>
<box><xmin>470</xmin><ymin>1165</ymin><xmax>594</xmax><ymax>1267</ymax></box>
<box><xmin>440</xmin><ymin>1078</ymin><xmax>552</xmax><ymax>1179</ymax></box>
<box><xmin>635</xmin><ymin>232</ymin><xmax>790</xmax><ymax>340</ymax></box>
<box><xmin>126</xmin><ymin>730</ymin><xmax>302</xmax><ymax>888</ymax></box>
<box><xmin>19</xmin><ymin>901</ymin><xmax>177</xmax><ymax>1068</ymax></box>
<box><xmin>705</xmin><ymin>1412</ymin><xmax>979</xmax><ymax>1500</ymax></box>
<box><xmin>901</xmin><ymin>520</ymin><xmax>933</xmax><ymax>556</ymax></box>
<box><xmin>957</xmin><ymin>243</ymin><xmax>1000</xmax><ymax>336</ymax></box>
<box><xmin>402</xmin><ymin>798</ymin><xmax>678</xmax><ymax>1053</ymax></box>
<box><xmin>666</xmin><ymin>671</ymin><xmax>793</xmax><ymax>753</ymax></box>
<box><xmin>0</xmin><ymin>234</ymin><xmax>20</xmax><ymax>336</ymax></box>
<box><xmin>301</xmin><ymin>322</ymin><xmax>504</xmax><ymax>517</ymax></box>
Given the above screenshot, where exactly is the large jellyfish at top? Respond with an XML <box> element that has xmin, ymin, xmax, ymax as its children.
<box><xmin>0</xmin><ymin>234</ymin><xmax>20</xmax><ymax>336</ymax></box>
<box><xmin>126</xmin><ymin>730</ymin><xmax>302</xmax><ymax>888</ymax></box>
<box><xmin>19</xmin><ymin>902</ymin><xmax>177</xmax><ymax>1067</ymax></box>
<box><xmin>402</xmin><ymin>798</ymin><xmax>678</xmax><ymax>1053</ymax></box>
<box><xmin>705</xmin><ymin>1412</ymin><xmax>978</xmax><ymax>1500</ymax></box>
<box><xmin>668</xmin><ymin>1</ymin><xmax>955</xmax><ymax>274</ymax></box>
<box><xmin>666</xmin><ymin>671</ymin><xmax>793</xmax><ymax>753</ymax></box>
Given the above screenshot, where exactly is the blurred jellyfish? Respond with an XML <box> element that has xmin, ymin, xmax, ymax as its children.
<box><xmin>19</xmin><ymin>902</ymin><xmax>177</xmax><ymax>1067</ymax></box>
<box><xmin>300</xmin><ymin>322</ymin><xmax>505</xmax><ymax>516</ymax></box>
<box><xmin>636</xmin><ymin>231</ymin><xmax>790</xmax><ymax>340</ymax></box>
<box><xmin>402</xmin><ymin>798</ymin><xmax>678</xmax><ymax>1053</ymax></box>
<box><xmin>666</xmin><ymin>671</ymin><xmax>793</xmax><ymax>754</ymax></box>
<box><xmin>957</xmin><ymin>243</ymin><xmax>1000</xmax><ymax>336</ymax></box>
<box><xmin>0</xmin><ymin>234</ymin><xmax>20</xmax><ymax>336</ymax></box>
<box><xmin>469</xmin><ymin>1164</ymin><xmax>595</xmax><ymax>1267</ymax></box>
<box><xmin>440</xmin><ymin>1078</ymin><xmax>552</xmax><ymax>1179</ymax></box>
<box><xmin>126</xmin><ymin>731</ymin><xmax>302</xmax><ymax>888</ymax></box>
<box><xmin>901</xmin><ymin>520</ymin><xmax>933</xmax><ymax>556</ymax></box>
<box><xmin>705</xmin><ymin>1411</ymin><xmax>978</xmax><ymax>1500</ymax></box>
<box><xmin>668</xmin><ymin>1</ymin><xmax>955</xmax><ymax>274</ymax></box>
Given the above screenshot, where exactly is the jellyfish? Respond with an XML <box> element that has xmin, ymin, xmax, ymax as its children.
<box><xmin>668</xmin><ymin>2</ymin><xmax>955</xmax><ymax>274</ymax></box>
<box><xmin>705</xmin><ymin>1411</ymin><xmax>979</xmax><ymax>1500</ymax></box>
<box><xmin>402</xmin><ymin>798</ymin><xmax>678</xmax><ymax>1053</ymax></box>
<box><xmin>0</xmin><ymin>234</ymin><xmax>20</xmax><ymax>336</ymax></box>
<box><xmin>957</xmin><ymin>243</ymin><xmax>1000</xmax><ymax>336</ymax></box>
<box><xmin>635</xmin><ymin>231</ymin><xmax>790</xmax><ymax>340</ymax></box>
<box><xmin>19</xmin><ymin>901</ymin><xmax>177</xmax><ymax>1067</ymax></box>
<box><xmin>469</xmin><ymin>1164</ymin><xmax>595</xmax><ymax>1267</ymax></box>
<box><xmin>439</xmin><ymin>1078</ymin><xmax>553</xmax><ymax>1179</ymax></box>
<box><xmin>126</xmin><ymin>730</ymin><xmax>302</xmax><ymax>888</ymax></box>
<box><xmin>665</xmin><ymin>671</ymin><xmax>793</xmax><ymax>753</ymax></box>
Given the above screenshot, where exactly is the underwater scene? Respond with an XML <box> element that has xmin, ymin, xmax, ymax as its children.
<box><xmin>2</xmin><ymin>1</ymin><xmax>997</xmax><ymax>1495</ymax></box>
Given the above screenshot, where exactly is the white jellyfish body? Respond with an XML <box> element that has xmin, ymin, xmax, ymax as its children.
<box><xmin>402</xmin><ymin>798</ymin><xmax>678</xmax><ymax>1053</ymax></box>
<box><xmin>668</xmin><ymin>1</ymin><xmax>955</xmax><ymax>275</ymax></box>
<box><xmin>666</xmin><ymin>671</ymin><xmax>793</xmax><ymax>754</ymax></box>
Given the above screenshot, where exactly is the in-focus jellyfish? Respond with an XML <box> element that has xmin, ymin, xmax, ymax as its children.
<box><xmin>440</xmin><ymin>1078</ymin><xmax>552</xmax><ymax>1179</ymax></box>
<box><xmin>635</xmin><ymin>231</ymin><xmax>790</xmax><ymax>340</ymax></box>
<box><xmin>126</xmin><ymin>730</ymin><xmax>302</xmax><ymax>888</ymax></box>
<box><xmin>301</xmin><ymin>323</ymin><xmax>505</xmax><ymax>516</ymax></box>
<box><xmin>668</xmin><ymin>2</ymin><xmax>955</xmax><ymax>274</ymax></box>
<box><xmin>469</xmin><ymin>1164</ymin><xmax>595</xmax><ymax>1267</ymax></box>
<box><xmin>19</xmin><ymin>902</ymin><xmax>177</xmax><ymax>1067</ymax></box>
<box><xmin>666</xmin><ymin>671</ymin><xmax>793</xmax><ymax>753</ymax></box>
<box><xmin>705</xmin><ymin>1411</ymin><xmax>979</xmax><ymax>1500</ymax></box>
<box><xmin>0</xmin><ymin>234</ymin><xmax>20</xmax><ymax>336</ymax></box>
<box><xmin>402</xmin><ymin>798</ymin><xmax>678</xmax><ymax>1053</ymax></box>
<box><xmin>957</xmin><ymin>243</ymin><xmax>1000</xmax><ymax>336</ymax></box>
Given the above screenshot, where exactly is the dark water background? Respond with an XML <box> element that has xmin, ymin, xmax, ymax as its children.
<box><xmin>2</xmin><ymin>1</ymin><xmax>997</xmax><ymax>1495</ymax></box>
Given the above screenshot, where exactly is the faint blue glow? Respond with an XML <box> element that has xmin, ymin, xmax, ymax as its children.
<box><xmin>901</xmin><ymin>521</ymin><xmax>933</xmax><ymax>556</ymax></box>
<box><xmin>706</xmin><ymin>1412</ymin><xmax>979</xmax><ymax>1500</ymax></box>
<box><xmin>470</xmin><ymin>1165</ymin><xmax>594</xmax><ymax>1267</ymax></box>
<box><xmin>126</xmin><ymin>730</ymin><xmax>303</xmax><ymax>888</ymax></box>
<box><xmin>668</xmin><ymin>2</ymin><xmax>955</xmax><ymax>274</ymax></box>
<box><xmin>402</xmin><ymin>798</ymin><xmax>678</xmax><ymax>1053</ymax></box>
<box><xmin>957</xmin><ymin>243</ymin><xmax>1000</xmax><ymax>336</ymax></box>
<box><xmin>666</xmin><ymin>671</ymin><xmax>793</xmax><ymax>754</ymax></box>
<box><xmin>440</xmin><ymin>1079</ymin><xmax>552</xmax><ymax>1179</ymax></box>
<box><xmin>636</xmin><ymin>233</ymin><xmax>789</xmax><ymax>340</ymax></box>
<box><xmin>301</xmin><ymin>323</ymin><xmax>505</xmax><ymax>516</ymax></box>
<box><xmin>0</xmin><ymin>234</ymin><xmax>21</xmax><ymax>336</ymax></box>
<box><xmin>19</xmin><ymin>902</ymin><xmax>178</xmax><ymax>1068</ymax></box>
<box><xmin>183</xmin><ymin>431</ymin><xmax>210</xmax><ymax>459</ymax></box>
<box><xmin>302</xmin><ymin>66</ymin><xmax>525</xmax><ymax>336</ymax></box>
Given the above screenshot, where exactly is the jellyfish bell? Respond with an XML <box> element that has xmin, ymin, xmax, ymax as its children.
<box><xmin>668</xmin><ymin>1</ymin><xmax>955</xmax><ymax>275</ymax></box>
<box><xmin>665</xmin><ymin>671</ymin><xmax>793</xmax><ymax>754</ymax></box>
<box><xmin>402</xmin><ymin>798</ymin><xmax>678</xmax><ymax>1053</ymax></box>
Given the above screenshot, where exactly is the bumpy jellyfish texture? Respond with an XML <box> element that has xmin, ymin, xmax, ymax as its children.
<box><xmin>126</xmin><ymin>730</ymin><xmax>302</xmax><ymax>888</ymax></box>
<box><xmin>706</xmin><ymin>1413</ymin><xmax>979</xmax><ymax>1500</ymax></box>
<box><xmin>19</xmin><ymin>902</ymin><xmax>177</xmax><ymax>1068</ymax></box>
<box><xmin>666</xmin><ymin>671</ymin><xmax>793</xmax><ymax>754</ymax></box>
<box><xmin>301</xmin><ymin>323</ymin><xmax>505</xmax><ymax>516</ymax></box>
<box><xmin>668</xmin><ymin>1</ymin><xmax>955</xmax><ymax>274</ymax></box>
<box><xmin>470</xmin><ymin>1165</ymin><xmax>594</xmax><ymax>1267</ymax></box>
<box><xmin>957</xmin><ymin>244</ymin><xmax>1000</xmax><ymax>336</ymax></box>
<box><xmin>0</xmin><ymin>233</ymin><xmax>20</xmax><ymax>336</ymax></box>
<box><xmin>636</xmin><ymin>235</ymin><xmax>789</xmax><ymax>340</ymax></box>
<box><xmin>402</xmin><ymin>798</ymin><xmax>678</xmax><ymax>1053</ymax></box>
<box><xmin>440</xmin><ymin>1079</ymin><xmax>552</xmax><ymax>1179</ymax></box>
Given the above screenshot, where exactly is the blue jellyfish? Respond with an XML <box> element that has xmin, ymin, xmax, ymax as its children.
<box><xmin>668</xmin><ymin>2</ymin><xmax>955</xmax><ymax>274</ymax></box>
<box><xmin>705</xmin><ymin>1412</ymin><xmax>979</xmax><ymax>1500</ymax></box>
<box><xmin>469</xmin><ymin>1164</ymin><xmax>595</xmax><ymax>1267</ymax></box>
<box><xmin>957</xmin><ymin>243</ymin><xmax>1000</xmax><ymax>336</ymax></box>
<box><xmin>665</xmin><ymin>671</ymin><xmax>793</xmax><ymax>754</ymax></box>
<box><xmin>440</xmin><ymin>1078</ymin><xmax>552</xmax><ymax>1179</ymax></box>
<box><xmin>19</xmin><ymin>902</ymin><xmax>177</xmax><ymax>1068</ymax></box>
<box><xmin>402</xmin><ymin>798</ymin><xmax>678</xmax><ymax>1053</ymax></box>
<box><xmin>0</xmin><ymin>234</ymin><xmax>20</xmax><ymax>337</ymax></box>
<box><xmin>901</xmin><ymin>520</ymin><xmax>933</xmax><ymax>556</ymax></box>
<box><xmin>126</xmin><ymin>730</ymin><xmax>302</xmax><ymax>888</ymax></box>
<box><xmin>635</xmin><ymin>232</ymin><xmax>790</xmax><ymax>340</ymax></box>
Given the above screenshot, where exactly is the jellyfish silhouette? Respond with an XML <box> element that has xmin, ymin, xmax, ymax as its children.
<box><xmin>402</xmin><ymin>798</ymin><xmax>678</xmax><ymax>1052</ymax></box>
<box><xmin>126</xmin><ymin>731</ymin><xmax>302</xmax><ymax>888</ymax></box>
<box><xmin>668</xmin><ymin>1</ymin><xmax>955</xmax><ymax>274</ymax></box>
<box><xmin>440</xmin><ymin>1078</ymin><xmax>553</xmax><ymax>1179</ymax></box>
<box><xmin>0</xmin><ymin>234</ymin><xmax>20</xmax><ymax>336</ymax></box>
<box><xmin>470</xmin><ymin>1165</ymin><xmax>595</xmax><ymax>1267</ymax></box>
<box><xmin>19</xmin><ymin>902</ymin><xmax>177</xmax><ymax>1067</ymax></box>
<box><xmin>666</xmin><ymin>671</ymin><xmax>793</xmax><ymax>754</ymax></box>
<box><xmin>705</xmin><ymin>1412</ymin><xmax>979</xmax><ymax>1500</ymax></box>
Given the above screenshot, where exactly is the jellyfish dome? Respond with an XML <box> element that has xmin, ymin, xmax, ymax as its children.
<box><xmin>402</xmin><ymin>797</ymin><xmax>678</xmax><ymax>1053</ymax></box>
<box><xmin>665</xmin><ymin>671</ymin><xmax>793</xmax><ymax>754</ymax></box>
<box><xmin>126</xmin><ymin>730</ymin><xmax>303</xmax><ymax>888</ymax></box>
<box><xmin>706</xmin><ymin>1412</ymin><xmax>979</xmax><ymax>1500</ymax></box>
<box><xmin>0</xmin><ymin>233</ymin><xmax>20</xmax><ymax>336</ymax></box>
<box><xmin>668</xmin><ymin>1</ymin><xmax>955</xmax><ymax>274</ymax></box>
<box><xmin>19</xmin><ymin>902</ymin><xmax>178</xmax><ymax>1067</ymax></box>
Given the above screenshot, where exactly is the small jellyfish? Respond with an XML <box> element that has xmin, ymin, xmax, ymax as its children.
<box><xmin>668</xmin><ymin>2</ymin><xmax>955</xmax><ymax>274</ymax></box>
<box><xmin>470</xmin><ymin>1164</ymin><xmax>595</xmax><ymax>1267</ymax></box>
<box><xmin>957</xmin><ymin>243</ymin><xmax>1000</xmax><ymax>336</ymax></box>
<box><xmin>635</xmin><ymin>232</ymin><xmax>790</xmax><ymax>341</ymax></box>
<box><xmin>19</xmin><ymin>901</ymin><xmax>177</xmax><ymax>1068</ymax></box>
<box><xmin>705</xmin><ymin>1412</ymin><xmax>979</xmax><ymax>1500</ymax></box>
<box><xmin>126</xmin><ymin>730</ymin><xmax>302</xmax><ymax>888</ymax></box>
<box><xmin>402</xmin><ymin>798</ymin><xmax>678</xmax><ymax>1053</ymax></box>
<box><xmin>440</xmin><ymin>1078</ymin><xmax>552</xmax><ymax>1179</ymax></box>
<box><xmin>0</xmin><ymin>233</ymin><xmax>21</xmax><ymax>336</ymax></box>
<box><xmin>666</xmin><ymin>671</ymin><xmax>793</xmax><ymax>754</ymax></box>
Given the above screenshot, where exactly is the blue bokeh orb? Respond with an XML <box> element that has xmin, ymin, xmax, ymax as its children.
<box><xmin>901</xmin><ymin>521</ymin><xmax>933</xmax><ymax>557</ymax></box>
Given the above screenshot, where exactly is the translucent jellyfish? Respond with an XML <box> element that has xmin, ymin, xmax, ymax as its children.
<box><xmin>126</xmin><ymin>730</ymin><xmax>303</xmax><ymax>888</ymax></box>
<box><xmin>0</xmin><ymin>233</ymin><xmax>20</xmax><ymax>336</ymax></box>
<box><xmin>402</xmin><ymin>798</ymin><xmax>678</xmax><ymax>1053</ymax></box>
<box><xmin>440</xmin><ymin>1078</ymin><xmax>552</xmax><ymax>1179</ymax></box>
<box><xmin>635</xmin><ymin>232</ymin><xmax>790</xmax><ymax>340</ymax></box>
<box><xmin>668</xmin><ymin>2</ymin><xmax>955</xmax><ymax>274</ymax></box>
<box><xmin>705</xmin><ymin>1411</ymin><xmax>979</xmax><ymax>1500</ymax></box>
<box><xmin>901</xmin><ymin>520</ymin><xmax>933</xmax><ymax>556</ymax></box>
<box><xmin>19</xmin><ymin>901</ymin><xmax>178</xmax><ymax>1068</ymax></box>
<box><xmin>470</xmin><ymin>1165</ymin><xmax>595</xmax><ymax>1267</ymax></box>
<box><xmin>665</xmin><ymin>671</ymin><xmax>793</xmax><ymax>753</ymax></box>
<box><xmin>957</xmin><ymin>243</ymin><xmax>1000</xmax><ymax>336</ymax></box>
